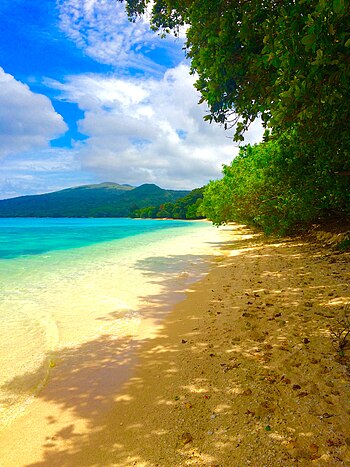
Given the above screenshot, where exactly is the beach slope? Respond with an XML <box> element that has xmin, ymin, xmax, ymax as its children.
<box><xmin>0</xmin><ymin>224</ymin><xmax>349</xmax><ymax>466</ymax></box>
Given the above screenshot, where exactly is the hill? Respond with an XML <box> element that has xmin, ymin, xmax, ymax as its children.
<box><xmin>0</xmin><ymin>183</ymin><xmax>190</xmax><ymax>217</ymax></box>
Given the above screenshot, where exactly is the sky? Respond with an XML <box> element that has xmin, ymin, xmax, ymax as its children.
<box><xmin>0</xmin><ymin>0</ymin><xmax>263</xmax><ymax>199</ymax></box>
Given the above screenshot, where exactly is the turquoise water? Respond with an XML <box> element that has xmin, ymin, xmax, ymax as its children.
<box><xmin>0</xmin><ymin>218</ymin><xmax>197</xmax><ymax>259</ymax></box>
<box><xmin>0</xmin><ymin>218</ymin><xmax>220</xmax><ymax>428</ymax></box>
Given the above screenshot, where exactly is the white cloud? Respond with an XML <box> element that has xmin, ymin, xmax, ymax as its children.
<box><xmin>0</xmin><ymin>174</ymin><xmax>87</xmax><ymax>199</ymax></box>
<box><xmin>0</xmin><ymin>148</ymin><xmax>93</xmax><ymax>198</ymax></box>
<box><xmin>0</xmin><ymin>68</ymin><xmax>67</xmax><ymax>159</ymax></box>
<box><xmin>1</xmin><ymin>149</ymin><xmax>80</xmax><ymax>173</ymax></box>
<box><xmin>50</xmin><ymin>64</ymin><xmax>264</xmax><ymax>189</ymax></box>
<box><xmin>57</xmin><ymin>0</ymin><xmax>182</xmax><ymax>73</ymax></box>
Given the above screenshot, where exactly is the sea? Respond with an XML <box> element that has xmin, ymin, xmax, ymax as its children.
<box><xmin>0</xmin><ymin>218</ymin><xmax>223</xmax><ymax>429</ymax></box>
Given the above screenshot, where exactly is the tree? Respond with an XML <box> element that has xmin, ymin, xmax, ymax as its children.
<box><xmin>201</xmin><ymin>131</ymin><xmax>350</xmax><ymax>234</ymax></box>
<box><xmin>120</xmin><ymin>1</ymin><xmax>349</xmax><ymax>168</ymax></box>
<box><xmin>157</xmin><ymin>202</ymin><xmax>174</xmax><ymax>218</ymax></box>
<box><xmin>120</xmin><ymin>1</ymin><xmax>350</xmax><ymax>229</ymax></box>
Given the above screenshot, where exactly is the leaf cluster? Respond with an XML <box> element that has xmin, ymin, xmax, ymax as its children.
<box><xmin>120</xmin><ymin>0</ymin><xmax>350</xmax><ymax>145</ymax></box>
<box><xmin>120</xmin><ymin>1</ymin><xmax>350</xmax><ymax>232</ymax></box>
<box><xmin>131</xmin><ymin>187</ymin><xmax>204</xmax><ymax>219</ymax></box>
<box><xmin>201</xmin><ymin>132</ymin><xmax>350</xmax><ymax>235</ymax></box>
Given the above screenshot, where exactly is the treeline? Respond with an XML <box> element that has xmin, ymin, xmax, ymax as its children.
<box><xmin>131</xmin><ymin>187</ymin><xmax>204</xmax><ymax>220</ymax></box>
<box><xmin>200</xmin><ymin>131</ymin><xmax>350</xmax><ymax>235</ymax></box>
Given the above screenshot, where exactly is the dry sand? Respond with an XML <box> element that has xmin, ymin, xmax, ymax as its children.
<box><xmin>0</xmin><ymin>224</ymin><xmax>349</xmax><ymax>466</ymax></box>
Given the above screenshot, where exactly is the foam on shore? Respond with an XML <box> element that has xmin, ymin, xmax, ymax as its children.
<box><xmin>0</xmin><ymin>221</ymin><xmax>227</xmax><ymax>432</ymax></box>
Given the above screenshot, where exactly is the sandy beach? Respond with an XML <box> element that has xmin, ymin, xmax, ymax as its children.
<box><xmin>0</xmin><ymin>223</ymin><xmax>349</xmax><ymax>466</ymax></box>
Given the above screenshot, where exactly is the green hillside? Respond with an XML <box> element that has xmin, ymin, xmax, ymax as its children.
<box><xmin>0</xmin><ymin>183</ymin><xmax>189</xmax><ymax>218</ymax></box>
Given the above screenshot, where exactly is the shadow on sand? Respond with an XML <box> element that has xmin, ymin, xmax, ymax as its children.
<box><xmin>2</xmin><ymin>225</ymin><xmax>349</xmax><ymax>466</ymax></box>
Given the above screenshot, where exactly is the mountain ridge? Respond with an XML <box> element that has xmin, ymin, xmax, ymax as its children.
<box><xmin>0</xmin><ymin>183</ymin><xmax>190</xmax><ymax>218</ymax></box>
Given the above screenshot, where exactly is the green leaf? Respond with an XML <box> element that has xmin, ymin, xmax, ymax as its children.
<box><xmin>294</xmin><ymin>84</ymin><xmax>301</xmax><ymax>98</ymax></box>
<box><xmin>328</xmin><ymin>24</ymin><xmax>335</xmax><ymax>35</ymax></box>
<box><xmin>271</xmin><ymin>57</ymin><xmax>280</xmax><ymax>68</ymax></box>
<box><xmin>345</xmin><ymin>38</ymin><xmax>350</xmax><ymax>47</ymax></box>
<box><xmin>301</xmin><ymin>34</ymin><xmax>317</xmax><ymax>48</ymax></box>
<box><xmin>333</xmin><ymin>0</ymin><xmax>345</xmax><ymax>14</ymax></box>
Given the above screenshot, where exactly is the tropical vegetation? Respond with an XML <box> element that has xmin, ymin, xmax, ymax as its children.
<box><xmin>121</xmin><ymin>0</ymin><xmax>350</xmax><ymax>234</ymax></box>
<box><xmin>131</xmin><ymin>187</ymin><xmax>204</xmax><ymax>219</ymax></box>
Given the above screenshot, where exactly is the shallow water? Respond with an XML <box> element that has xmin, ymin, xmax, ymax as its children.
<box><xmin>0</xmin><ymin>218</ymin><xmax>220</xmax><ymax>428</ymax></box>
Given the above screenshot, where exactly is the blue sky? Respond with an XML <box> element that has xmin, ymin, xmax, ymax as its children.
<box><xmin>0</xmin><ymin>0</ymin><xmax>263</xmax><ymax>199</ymax></box>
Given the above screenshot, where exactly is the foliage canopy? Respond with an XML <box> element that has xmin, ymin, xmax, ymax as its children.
<box><xmin>121</xmin><ymin>0</ymin><xmax>350</xmax><ymax>232</ymax></box>
<box><xmin>201</xmin><ymin>133</ymin><xmax>350</xmax><ymax>234</ymax></box>
<box><xmin>121</xmin><ymin>0</ymin><xmax>350</xmax><ymax>144</ymax></box>
<box><xmin>131</xmin><ymin>187</ymin><xmax>204</xmax><ymax>219</ymax></box>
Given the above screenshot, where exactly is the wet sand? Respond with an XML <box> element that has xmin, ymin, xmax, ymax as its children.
<box><xmin>0</xmin><ymin>224</ymin><xmax>349</xmax><ymax>466</ymax></box>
